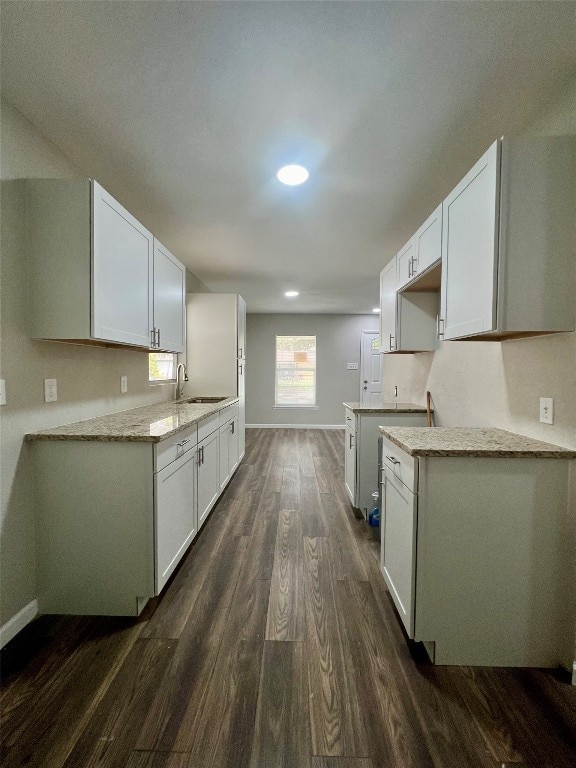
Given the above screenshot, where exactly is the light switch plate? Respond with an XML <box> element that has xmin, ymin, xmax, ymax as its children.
<box><xmin>121</xmin><ymin>375</ymin><xmax>128</xmax><ymax>394</ymax></box>
<box><xmin>0</xmin><ymin>379</ymin><xmax>6</xmax><ymax>406</ymax></box>
<box><xmin>44</xmin><ymin>378</ymin><xmax>57</xmax><ymax>403</ymax></box>
<box><xmin>539</xmin><ymin>397</ymin><xmax>554</xmax><ymax>424</ymax></box>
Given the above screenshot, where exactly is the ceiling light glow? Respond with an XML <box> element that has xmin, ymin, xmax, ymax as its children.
<box><xmin>276</xmin><ymin>165</ymin><xmax>309</xmax><ymax>186</ymax></box>
<box><xmin>284</xmin><ymin>291</ymin><xmax>299</xmax><ymax>298</ymax></box>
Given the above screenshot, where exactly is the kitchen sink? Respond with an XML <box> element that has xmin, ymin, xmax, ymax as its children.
<box><xmin>182</xmin><ymin>396</ymin><xmax>228</xmax><ymax>404</ymax></box>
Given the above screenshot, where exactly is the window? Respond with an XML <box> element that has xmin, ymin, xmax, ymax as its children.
<box><xmin>275</xmin><ymin>335</ymin><xmax>316</xmax><ymax>406</ymax></box>
<box><xmin>149</xmin><ymin>352</ymin><xmax>177</xmax><ymax>383</ymax></box>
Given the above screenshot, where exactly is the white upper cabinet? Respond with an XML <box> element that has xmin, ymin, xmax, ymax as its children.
<box><xmin>27</xmin><ymin>178</ymin><xmax>185</xmax><ymax>351</ymax></box>
<box><xmin>440</xmin><ymin>137</ymin><xmax>576</xmax><ymax>340</ymax></box>
<box><xmin>396</xmin><ymin>204</ymin><xmax>442</xmax><ymax>291</ymax></box>
<box><xmin>396</xmin><ymin>239</ymin><xmax>416</xmax><ymax>291</ymax></box>
<box><xmin>92</xmin><ymin>181</ymin><xmax>154</xmax><ymax>346</ymax></box>
<box><xmin>414</xmin><ymin>204</ymin><xmax>442</xmax><ymax>276</ymax></box>
<box><xmin>379</xmin><ymin>258</ymin><xmax>397</xmax><ymax>352</ymax></box>
<box><xmin>153</xmin><ymin>240</ymin><xmax>186</xmax><ymax>353</ymax></box>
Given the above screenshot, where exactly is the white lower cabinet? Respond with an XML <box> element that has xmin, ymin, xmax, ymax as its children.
<box><xmin>379</xmin><ymin>434</ymin><xmax>573</xmax><ymax>667</ymax></box>
<box><xmin>155</xmin><ymin>446</ymin><xmax>197</xmax><ymax>593</ymax></box>
<box><xmin>344</xmin><ymin>424</ymin><xmax>356</xmax><ymax>504</ymax></box>
<box><xmin>32</xmin><ymin>402</ymin><xmax>242</xmax><ymax>617</ymax></box>
<box><xmin>380</xmin><ymin>465</ymin><xmax>417</xmax><ymax>638</ymax></box>
<box><xmin>197</xmin><ymin>428</ymin><xmax>220</xmax><ymax>530</ymax></box>
<box><xmin>344</xmin><ymin>405</ymin><xmax>428</xmax><ymax>516</ymax></box>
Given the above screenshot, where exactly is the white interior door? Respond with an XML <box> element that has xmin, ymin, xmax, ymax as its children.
<box><xmin>360</xmin><ymin>330</ymin><xmax>381</xmax><ymax>405</ymax></box>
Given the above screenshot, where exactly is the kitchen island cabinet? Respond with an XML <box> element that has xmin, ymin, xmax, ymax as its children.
<box><xmin>343</xmin><ymin>403</ymin><xmax>429</xmax><ymax>517</ymax></box>
<box><xmin>27</xmin><ymin>398</ymin><xmax>240</xmax><ymax>616</ymax></box>
<box><xmin>379</xmin><ymin>426</ymin><xmax>576</xmax><ymax>667</ymax></box>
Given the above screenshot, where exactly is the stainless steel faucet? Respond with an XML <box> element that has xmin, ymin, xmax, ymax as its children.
<box><xmin>175</xmin><ymin>363</ymin><xmax>188</xmax><ymax>400</ymax></box>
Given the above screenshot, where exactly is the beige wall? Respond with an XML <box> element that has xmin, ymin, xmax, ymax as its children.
<box><xmin>0</xmin><ymin>102</ymin><xmax>176</xmax><ymax>636</ymax></box>
<box><xmin>246</xmin><ymin>313</ymin><xmax>380</xmax><ymax>427</ymax></box>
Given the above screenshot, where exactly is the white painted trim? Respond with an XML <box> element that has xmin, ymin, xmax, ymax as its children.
<box><xmin>0</xmin><ymin>600</ymin><xmax>38</xmax><ymax>649</ymax></box>
<box><xmin>572</xmin><ymin>660</ymin><xmax>576</xmax><ymax>686</ymax></box>
<box><xmin>246</xmin><ymin>424</ymin><xmax>343</xmax><ymax>430</ymax></box>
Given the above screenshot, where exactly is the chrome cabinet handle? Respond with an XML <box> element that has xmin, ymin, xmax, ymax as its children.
<box><xmin>386</xmin><ymin>455</ymin><xmax>400</xmax><ymax>465</ymax></box>
<box><xmin>156</xmin><ymin>328</ymin><xmax>161</xmax><ymax>348</ymax></box>
<box><xmin>231</xmin><ymin>421</ymin><xmax>235</xmax><ymax>434</ymax></box>
<box><xmin>238</xmin><ymin>347</ymin><xmax>243</xmax><ymax>358</ymax></box>
<box><xmin>389</xmin><ymin>334</ymin><xmax>395</xmax><ymax>351</ymax></box>
<box><xmin>177</xmin><ymin>438</ymin><xmax>191</xmax><ymax>448</ymax></box>
<box><xmin>150</xmin><ymin>328</ymin><xmax>156</xmax><ymax>347</ymax></box>
<box><xmin>349</xmin><ymin>433</ymin><xmax>354</xmax><ymax>449</ymax></box>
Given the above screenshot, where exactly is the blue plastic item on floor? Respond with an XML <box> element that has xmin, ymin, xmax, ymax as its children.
<box><xmin>368</xmin><ymin>507</ymin><xmax>380</xmax><ymax>526</ymax></box>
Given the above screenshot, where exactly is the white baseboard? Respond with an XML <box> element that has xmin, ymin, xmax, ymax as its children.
<box><xmin>246</xmin><ymin>424</ymin><xmax>344</xmax><ymax>430</ymax></box>
<box><xmin>0</xmin><ymin>599</ymin><xmax>38</xmax><ymax>649</ymax></box>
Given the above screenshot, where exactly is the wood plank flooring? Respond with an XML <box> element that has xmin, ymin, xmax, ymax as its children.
<box><xmin>2</xmin><ymin>428</ymin><xmax>576</xmax><ymax>768</ymax></box>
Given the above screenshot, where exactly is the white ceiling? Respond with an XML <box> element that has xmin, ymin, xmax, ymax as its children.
<box><xmin>2</xmin><ymin>1</ymin><xmax>575</xmax><ymax>313</ymax></box>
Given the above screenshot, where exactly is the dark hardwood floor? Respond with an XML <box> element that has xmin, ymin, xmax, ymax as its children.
<box><xmin>2</xmin><ymin>428</ymin><xmax>576</xmax><ymax>767</ymax></box>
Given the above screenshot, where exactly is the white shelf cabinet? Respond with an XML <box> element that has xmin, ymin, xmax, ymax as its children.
<box><xmin>344</xmin><ymin>406</ymin><xmax>428</xmax><ymax>517</ymax></box>
<box><xmin>26</xmin><ymin>178</ymin><xmax>185</xmax><ymax>351</ymax></box>
<box><xmin>186</xmin><ymin>293</ymin><xmax>246</xmax><ymax>460</ymax></box>
<box><xmin>380</xmin><ymin>257</ymin><xmax>439</xmax><ymax>354</ymax></box>
<box><xmin>379</xmin><ymin>434</ymin><xmax>574</xmax><ymax>667</ymax></box>
<box><xmin>440</xmin><ymin>136</ymin><xmax>576</xmax><ymax>340</ymax></box>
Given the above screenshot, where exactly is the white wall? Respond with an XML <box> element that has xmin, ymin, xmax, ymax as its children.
<box><xmin>246</xmin><ymin>313</ymin><xmax>379</xmax><ymax>427</ymax></box>
<box><xmin>0</xmin><ymin>102</ymin><xmax>175</xmax><ymax>641</ymax></box>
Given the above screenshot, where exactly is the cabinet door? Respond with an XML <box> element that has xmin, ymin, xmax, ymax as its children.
<box><xmin>414</xmin><ymin>203</ymin><xmax>442</xmax><ymax>275</ymax></box>
<box><xmin>344</xmin><ymin>425</ymin><xmax>356</xmax><ymax>504</ymax></box>
<box><xmin>155</xmin><ymin>450</ymin><xmax>197</xmax><ymax>593</ymax></box>
<box><xmin>228</xmin><ymin>417</ymin><xmax>240</xmax><ymax>476</ymax></box>
<box><xmin>237</xmin><ymin>360</ymin><xmax>246</xmax><ymax>460</ymax></box>
<box><xmin>396</xmin><ymin>239</ymin><xmax>416</xmax><ymax>290</ymax></box>
<box><xmin>153</xmin><ymin>240</ymin><xmax>185</xmax><ymax>353</ymax></box>
<box><xmin>92</xmin><ymin>181</ymin><xmax>153</xmax><ymax>346</ymax></box>
<box><xmin>440</xmin><ymin>141</ymin><xmax>500</xmax><ymax>340</ymax></box>
<box><xmin>197</xmin><ymin>431</ymin><xmax>220</xmax><ymax>530</ymax></box>
<box><xmin>379</xmin><ymin>258</ymin><xmax>397</xmax><ymax>352</ymax></box>
<box><xmin>380</xmin><ymin>468</ymin><xmax>417</xmax><ymax>637</ymax></box>
<box><xmin>237</xmin><ymin>295</ymin><xmax>246</xmax><ymax>359</ymax></box>
<box><xmin>219</xmin><ymin>423</ymin><xmax>230</xmax><ymax>491</ymax></box>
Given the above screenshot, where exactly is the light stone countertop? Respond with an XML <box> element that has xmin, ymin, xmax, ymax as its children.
<box><xmin>343</xmin><ymin>401</ymin><xmax>429</xmax><ymax>413</ymax></box>
<box><xmin>379</xmin><ymin>426</ymin><xmax>576</xmax><ymax>458</ymax></box>
<box><xmin>25</xmin><ymin>397</ymin><xmax>239</xmax><ymax>443</ymax></box>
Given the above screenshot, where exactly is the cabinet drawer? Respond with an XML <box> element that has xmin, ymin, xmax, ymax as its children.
<box><xmin>380</xmin><ymin>435</ymin><xmax>416</xmax><ymax>492</ymax></box>
<box><xmin>197</xmin><ymin>413</ymin><xmax>220</xmax><ymax>443</ymax></box>
<box><xmin>155</xmin><ymin>424</ymin><xmax>197</xmax><ymax>472</ymax></box>
<box><xmin>219</xmin><ymin>402</ymin><xmax>239</xmax><ymax>427</ymax></box>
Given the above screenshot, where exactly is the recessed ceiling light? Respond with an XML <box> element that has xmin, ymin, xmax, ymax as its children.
<box><xmin>284</xmin><ymin>291</ymin><xmax>299</xmax><ymax>298</ymax></box>
<box><xmin>276</xmin><ymin>165</ymin><xmax>309</xmax><ymax>186</ymax></box>
<box><xmin>372</xmin><ymin>307</ymin><xmax>381</xmax><ymax>313</ymax></box>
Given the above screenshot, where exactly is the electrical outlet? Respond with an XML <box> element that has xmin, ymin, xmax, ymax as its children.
<box><xmin>347</xmin><ymin>363</ymin><xmax>359</xmax><ymax>370</ymax></box>
<box><xmin>0</xmin><ymin>379</ymin><xmax>6</xmax><ymax>406</ymax></box>
<box><xmin>44</xmin><ymin>378</ymin><xmax>57</xmax><ymax>403</ymax></box>
<box><xmin>120</xmin><ymin>375</ymin><xmax>128</xmax><ymax>394</ymax></box>
<box><xmin>539</xmin><ymin>397</ymin><xmax>554</xmax><ymax>424</ymax></box>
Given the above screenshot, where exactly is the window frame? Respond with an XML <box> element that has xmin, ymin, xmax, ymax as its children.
<box><xmin>274</xmin><ymin>334</ymin><xmax>317</xmax><ymax>407</ymax></box>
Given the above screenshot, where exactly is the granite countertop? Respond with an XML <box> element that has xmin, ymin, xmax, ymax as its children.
<box><xmin>25</xmin><ymin>397</ymin><xmax>239</xmax><ymax>443</ymax></box>
<box><xmin>379</xmin><ymin>426</ymin><xmax>576</xmax><ymax>459</ymax></box>
<box><xmin>343</xmin><ymin>401</ymin><xmax>430</xmax><ymax>414</ymax></box>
